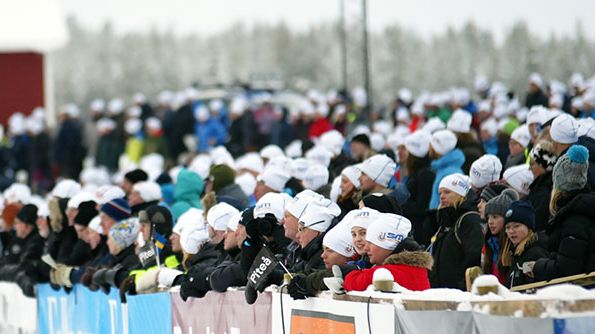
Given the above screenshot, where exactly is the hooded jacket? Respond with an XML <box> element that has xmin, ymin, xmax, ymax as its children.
<box><xmin>429</xmin><ymin>148</ymin><xmax>465</xmax><ymax>209</ymax></box>
<box><xmin>427</xmin><ymin>199</ymin><xmax>484</xmax><ymax>290</ymax></box>
<box><xmin>171</xmin><ymin>169</ymin><xmax>204</xmax><ymax>220</ymax></box>
<box><xmin>343</xmin><ymin>251</ymin><xmax>433</xmax><ymax>291</ymax></box>
<box><xmin>533</xmin><ymin>190</ymin><xmax>595</xmax><ymax>281</ymax></box>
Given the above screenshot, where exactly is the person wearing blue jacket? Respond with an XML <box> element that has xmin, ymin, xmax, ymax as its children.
<box><xmin>428</xmin><ymin>129</ymin><xmax>465</xmax><ymax>209</ymax></box>
<box><xmin>194</xmin><ymin>104</ymin><xmax>227</xmax><ymax>153</ymax></box>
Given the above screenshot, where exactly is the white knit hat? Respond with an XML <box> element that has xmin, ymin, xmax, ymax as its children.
<box><xmin>341</xmin><ymin>165</ymin><xmax>361</xmax><ymax>189</ymax></box>
<box><xmin>254</xmin><ymin>192</ymin><xmax>292</xmax><ymax>221</ymax></box>
<box><xmin>227</xmin><ymin>211</ymin><xmax>243</xmax><ymax>232</ymax></box>
<box><xmin>302</xmin><ymin>164</ymin><xmax>329</xmax><ymax>190</ymax></box>
<box><xmin>430</xmin><ymin>129</ymin><xmax>458</xmax><ymax>155</ymax></box>
<box><xmin>3</xmin><ymin>183</ymin><xmax>31</xmax><ymax>204</ymax></box>
<box><xmin>260</xmin><ymin>145</ymin><xmax>285</xmax><ymax>160</ymax></box>
<box><xmin>359</xmin><ymin>155</ymin><xmax>396</xmax><ymax>187</ymax></box>
<box><xmin>286</xmin><ymin>189</ymin><xmax>319</xmax><ymax>219</ymax></box>
<box><xmin>319</xmin><ymin>130</ymin><xmax>344</xmax><ymax>156</ymax></box>
<box><xmin>305</xmin><ymin>145</ymin><xmax>333</xmax><ymax>168</ymax></box>
<box><xmin>93</xmin><ymin>186</ymin><xmax>126</xmax><ymax>205</ymax></box>
<box><xmin>370</xmin><ymin>133</ymin><xmax>386</xmax><ymax>152</ymax></box>
<box><xmin>290</xmin><ymin>158</ymin><xmax>310</xmax><ymax>180</ymax></box>
<box><xmin>132</xmin><ymin>181</ymin><xmax>162</xmax><ymax>202</ymax></box>
<box><xmin>207</xmin><ymin>202</ymin><xmax>240</xmax><ymax>232</ymax></box>
<box><xmin>299</xmin><ymin>205</ymin><xmax>336</xmax><ymax>233</ymax></box>
<box><xmin>438</xmin><ymin>173</ymin><xmax>471</xmax><ymax>197</ymax></box>
<box><xmin>343</xmin><ymin>207</ymin><xmax>381</xmax><ymax>230</ymax></box>
<box><xmin>257</xmin><ymin>167</ymin><xmax>290</xmax><ymax>192</ymax></box>
<box><xmin>235</xmin><ymin>173</ymin><xmax>257</xmax><ymax>197</ymax></box>
<box><xmin>174</xmin><ymin>207</ymin><xmax>205</xmax><ymax>236</ymax></box>
<box><xmin>125</xmin><ymin>118</ymin><xmax>142</xmax><ymax>135</ymax></box>
<box><xmin>180</xmin><ymin>224</ymin><xmax>209</xmax><ymax>254</ymax></box>
<box><xmin>88</xmin><ymin>216</ymin><xmax>103</xmax><ymax>235</ymax></box>
<box><xmin>323</xmin><ymin>224</ymin><xmax>355</xmax><ymax>258</ymax></box>
<box><xmin>503</xmin><ymin>165</ymin><xmax>534</xmax><ymax>195</ymax></box>
<box><xmin>67</xmin><ymin>191</ymin><xmax>95</xmax><ymax>209</ymax></box>
<box><xmin>510</xmin><ymin>124</ymin><xmax>531</xmax><ymax>148</ymax></box>
<box><xmin>236</xmin><ymin>153</ymin><xmax>264</xmax><ymax>174</ymax></box>
<box><xmin>481</xmin><ymin>118</ymin><xmax>498</xmax><ymax>137</ymax></box>
<box><xmin>405</xmin><ymin>130</ymin><xmax>431</xmax><ymax>158</ymax></box>
<box><xmin>526</xmin><ymin>106</ymin><xmax>547</xmax><ymax>125</ymax></box>
<box><xmin>365</xmin><ymin>213</ymin><xmax>411</xmax><ymax>251</ymax></box>
<box><xmin>550</xmin><ymin>114</ymin><xmax>579</xmax><ymax>144</ymax></box>
<box><xmin>422</xmin><ymin>117</ymin><xmax>446</xmax><ymax>134</ymax></box>
<box><xmin>469</xmin><ymin>154</ymin><xmax>502</xmax><ymax>188</ymax></box>
<box><xmin>145</xmin><ymin>117</ymin><xmax>162</xmax><ymax>131</ymax></box>
<box><xmin>447</xmin><ymin>109</ymin><xmax>472</xmax><ymax>133</ymax></box>
<box><xmin>284</xmin><ymin>140</ymin><xmax>303</xmax><ymax>158</ymax></box>
<box><xmin>52</xmin><ymin>179</ymin><xmax>82</xmax><ymax>199</ymax></box>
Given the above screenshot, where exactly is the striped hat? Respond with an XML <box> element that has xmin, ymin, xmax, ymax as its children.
<box><xmin>100</xmin><ymin>198</ymin><xmax>131</xmax><ymax>222</ymax></box>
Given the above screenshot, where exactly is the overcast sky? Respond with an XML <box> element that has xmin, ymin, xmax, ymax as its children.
<box><xmin>60</xmin><ymin>0</ymin><xmax>595</xmax><ymax>42</ymax></box>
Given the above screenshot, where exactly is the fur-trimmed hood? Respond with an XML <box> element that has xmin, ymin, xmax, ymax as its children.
<box><xmin>383</xmin><ymin>251</ymin><xmax>433</xmax><ymax>270</ymax></box>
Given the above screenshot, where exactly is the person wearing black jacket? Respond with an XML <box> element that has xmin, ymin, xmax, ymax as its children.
<box><xmin>502</xmin><ymin>201</ymin><xmax>548</xmax><ymax>288</ymax></box>
<box><xmin>209</xmin><ymin>215</ymin><xmax>247</xmax><ymax>292</ymax></box>
<box><xmin>91</xmin><ymin>218</ymin><xmax>141</xmax><ymax>293</ymax></box>
<box><xmin>401</xmin><ymin>131</ymin><xmax>435</xmax><ymax>244</ymax></box>
<box><xmin>526</xmin><ymin>141</ymin><xmax>557</xmax><ymax>232</ymax></box>
<box><xmin>426</xmin><ymin>174</ymin><xmax>484</xmax><ymax>290</ymax></box>
<box><xmin>525</xmin><ymin>74</ymin><xmax>549</xmax><ymax>109</ymax></box>
<box><xmin>0</xmin><ymin>204</ymin><xmax>44</xmax><ymax>296</ymax></box>
<box><xmin>226</xmin><ymin>102</ymin><xmax>256</xmax><ymax>157</ymax></box>
<box><xmin>531</xmin><ymin>145</ymin><xmax>595</xmax><ymax>281</ymax></box>
<box><xmin>169</xmin><ymin>100</ymin><xmax>195</xmax><ymax>161</ymax></box>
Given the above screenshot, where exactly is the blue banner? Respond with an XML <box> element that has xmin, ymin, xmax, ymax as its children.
<box><xmin>127</xmin><ymin>292</ymin><xmax>172</xmax><ymax>334</ymax></box>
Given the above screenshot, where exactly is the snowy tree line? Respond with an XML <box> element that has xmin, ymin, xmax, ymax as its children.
<box><xmin>51</xmin><ymin>17</ymin><xmax>595</xmax><ymax>111</ymax></box>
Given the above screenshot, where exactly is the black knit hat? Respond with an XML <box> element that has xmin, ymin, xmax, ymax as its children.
<box><xmin>351</xmin><ymin>134</ymin><xmax>371</xmax><ymax>147</ymax></box>
<box><xmin>16</xmin><ymin>204</ymin><xmax>38</xmax><ymax>226</ymax></box>
<box><xmin>480</xmin><ymin>184</ymin><xmax>508</xmax><ymax>203</ymax></box>
<box><xmin>74</xmin><ymin>201</ymin><xmax>98</xmax><ymax>227</ymax></box>
<box><xmin>362</xmin><ymin>193</ymin><xmax>402</xmax><ymax>215</ymax></box>
<box><xmin>485</xmin><ymin>189</ymin><xmax>518</xmax><ymax>217</ymax></box>
<box><xmin>139</xmin><ymin>205</ymin><xmax>173</xmax><ymax>237</ymax></box>
<box><xmin>124</xmin><ymin>169</ymin><xmax>148</xmax><ymax>184</ymax></box>
<box><xmin>505</xmin><ymin>200</ymin><xmax>536</xmax><ymax>230</ymax></box>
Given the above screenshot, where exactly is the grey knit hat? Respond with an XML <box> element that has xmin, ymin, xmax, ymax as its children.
<box><xmin>484</xmin><ymin>189</ymin><xmax>519</xmax><ymax>217</ymax></box>
<box><xmin>553</xmin><ymin>145</ymin><xmax>589</xmax><ymax>192</ymax></box>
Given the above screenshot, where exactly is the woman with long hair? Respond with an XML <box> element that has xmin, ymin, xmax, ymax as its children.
<box><xmin>426</xmin><ymin>174</ymin><xmax>484</xmax><ymax>290</ymax></box>
<box><xmin>530</xmin><ymin>145</ymin><xmax>595</xmax><ymax>280</ymax></box>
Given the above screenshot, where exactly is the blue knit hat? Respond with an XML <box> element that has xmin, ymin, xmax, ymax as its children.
<box><xmin>505</xmin><ymin>200</ymin><xmax>536</xmax><ymax>230</ymax></box>
<box><xmin>100</xmin><ymin>198</ymin><xmax>131</xmax><ymax>222</ymax></box>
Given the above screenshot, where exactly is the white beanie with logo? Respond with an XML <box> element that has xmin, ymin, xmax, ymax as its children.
<box><xmin>207</xmin><ymin>202</ymin><xmax>240</xmax><ymax>232</ymax></box>
<box><xmin>469</xmin><ymin>154</ymin><xmax>502</xmax><ymax>188</ymax></box>
<box><xmin>254</xmin><ymin>192</ymin><xmax>292</xmax><ymax>221</ymax></box>
<box><xmin>323</xmin><ymin>224</ymin><xmax>356</xmax><ymax>258</ymax></box>
<box><xmin>503</xmin><ymin>164</ymin><xmax>534</xmax><ymax>195</ymax></box>
<box><xmin>438</xmin><ymin>173</ymin><xmax>471</xmax><ymax>197</ymax></box>
<box><xmin>365</xmin><ymin>213</ymin><xmax>412</xmax><ymax>251</ymax></box>
<box><xmin>359</xmin><ymin>155</ymin><xmax>396</xmax><ymax>187</ymax></box>
<box><xmin>510</xmin><ymin>124</ymin><xmax>531</xmax><ymax>148</ymax></box>
<box><xmin>430</xmin><ymin>129</ymin><xmax>458</xmax><ymax>156</ymax></box>
<box><xmin>447</xmin><ymin>109</ymin><xmax>472</xmax><ymax>133</ymax></box>
<box><xmin>550</xmin><ymin>114</ymin><xmax>579</xmax><ymax>144</ymax></box>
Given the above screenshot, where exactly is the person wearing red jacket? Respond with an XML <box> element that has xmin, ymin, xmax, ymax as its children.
<box><xmin>343</xmin><ymin>213</ymin><xmax>432</xmax><ymax>291</ymax></box>
<box><xmin>308</xmin><ymin>104</ymin><xmax>334</xmax><ymax>139</ymax></box>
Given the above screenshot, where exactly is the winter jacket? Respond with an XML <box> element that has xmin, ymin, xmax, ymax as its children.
<box><xmin>344</xmin><ymin>251</ymin><xmax>433</xmax><ymax>291</ymax></box>
<box><xmin>105</xmin><ymin>244</ymin><xmax>141</xmax><ymax>288</ymax></box>
<box><xmin>526</xmin><ymin>172</ymin><xmax>553</xmax><ymax>232</ymax></box>
<box><xmin>209</xmin><ymin>249</ymin><xmax>247</xmax><ymax>292</ymax></box>
<box><xmin>142</xmin><ymin>135</ymin><xmax>169</xmax><ymax>159</ymax></box>
<box><xmin>171</xmin><ymin>169</ymin><xmax>204</xmax><ymax>220</ymax></box>
<box><xmin>226</xmin><ymin>113</ymin><xmax>256</xmax><ymax>157</ymax></box>
<box><xmin>11</xmin><ymin>134</ymin><xmax>31</xmax><ymax>172</ymax></box>
<box><xmin>533</xmin><ymin>190</ymin><xmax>595</xmax><ymax>281</ymax></box>
<box><xmin>427</xmin><ymin>200</ymin><xmax>484</xmax><ymax>290</ymax></box>
<box><xmin>195</xmin><ymin>118</ymin><xmax>227</xmax><ymax>153</ymax></box>
<box><xmin>308</xmin><ymin>118</ymin><xmax>333</xmax><ymax>139</ymax></box>
<box><xmin>96</xmin><ymin>132</ymin><xmax>124</xmax><ymax>172</ymax></box>
<box><xmin>290</xmin><ymin>234</ymin><xmax>325</xmax><ymax>274</ymax></box>
<box><xmin>508</xmin><ymin>235</ymin><xmax>549</xmax><ymax>288</ymax></box>
<box><xmin>482</xmin><ymin>137</ymin><xmax>498</xmax><ymax>156</ymax></box>
<box><xmin>504</xmin><ymin>152</ymin><xmax>526</xmax><ymax>170</ymax></box>
<box><xmin>125</xmin><ymin>137</ymin><xmax>144</xmax><ymax>163</ymax></box>
<box><xmin>525</xmin><ymin>89</ymin><xmax>549</xmax><ymax>109</ymax></box>
<box><xmin>429</xmin><ymin>148</ymin><xmax>465</xmax><ymax>209</ymax></box>
<box><xmin>0</xmin><ymin>230</ymin><xmax>44</xmax><ymax>280</ymax></box>
<box><xmin>169</xmin><ymin>103</ymin><xmax>195</xmax><ymax>160</ymax></box>
<box><xmin>53</xmin><ymin>119</ymin><xmax>85</xmax><ymax>178</ymax></box>
<box><xmin>70</xmin><ymin>240</ymin><xmax>111</xmax><ymax>284</ymax></box>
<box><xmin>217</xmin><ymin>183</ymin><xmax>250</xmax><ymax>210</ymax></box>
<box><xmin>177</xmin><ymin>243</ymin><xmax>223</xmax><ymax>300</ymax></box>
<box><xmin>402</xmin><ymin>159</ymin><xmax>435</xmax><ymax>244</ymax></box>
<box><xmin>483</xmin><ymin>235</ymin><xmax>509</xmax><ymax>285</ymax></box>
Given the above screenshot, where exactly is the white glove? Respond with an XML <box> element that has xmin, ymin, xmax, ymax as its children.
<box><xmin>157</xmin><ymin>268</ymin><xmax>183</xmax><ymax>287</ymax></box>
<box><xmin>136</xmin><ymin>268</ymin><xmax>160</xmax><ymax>293</ymax></box>
<box><xmin>323</xmin><ymin>265</ymin><xmax>345</xmax><ymax>295</ymax></box>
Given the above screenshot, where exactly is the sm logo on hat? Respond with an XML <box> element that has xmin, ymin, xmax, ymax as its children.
<box><xmin>471</xmin><ymin>167</ymin><xmax>481</xmax><ymax>178</ymax></box>
<box><xmin>505</xmin><ymin>209</ymin><xmax>513</xmax><ymax>218</ymax></box>
<box><xmin>256</xmin><ymin>202</ymin><xmax>271</xmax><ymax>209</ymax></box>
<box><xmin>378</xmin><ymin>232</ymin><xmax>404</xmax><ymax>242</ymax></box>
<box><xmin>356</xmin><ymin>211</ymin><xmax>370</xmax><ymax>218</ymax></box>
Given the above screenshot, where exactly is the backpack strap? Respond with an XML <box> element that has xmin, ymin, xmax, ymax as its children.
<box><xmin>454</xmin><ymin>211</ymin><xmax>479</xmax><ymax>245</ymax></box>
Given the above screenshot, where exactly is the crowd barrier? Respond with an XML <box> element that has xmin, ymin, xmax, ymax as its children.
<box><xmin>1</xmin><ymin>282</ymin><xmax>595</xmax><ymax>333</ymax></box>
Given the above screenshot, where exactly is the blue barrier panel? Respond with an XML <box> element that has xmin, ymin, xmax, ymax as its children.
<box><xmin>37</xmin><ymin>284</ymin><xmax>128</xmax><ymax>334</ymax></box>
<box><xmin>127</xmin><ymin>292</ymin><xmax>172</xmax><ymax>334</ymax></box>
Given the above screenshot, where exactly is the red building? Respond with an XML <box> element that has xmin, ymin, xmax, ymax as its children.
<box><xmin>0</xmin><ymin>0</ymin><xmax>68</xmax><ymax>126</ymax></box>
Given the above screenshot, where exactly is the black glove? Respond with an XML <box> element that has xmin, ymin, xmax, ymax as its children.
<box><xmin>119</xmin><ymin>276</ymin><xmax>136</xmax><ymax>303</ymax></box>
<box><xmin>287</xmin><ymin>275</ymin><xmax>311</xmax><ymax>300</ymax></box>
<box><xmin>92</xmin><ymin>268</ymin><xmax>111</xmax><ymax>294</ymax></box>
<box><xmin>180</xmin><ymin>280</ymin><xmax>207</xmax><ymax>301</ymax></box>
<box><xmin>15</xmin><ymin>271</ymin><xmax>36</xmax><ymax>297</ymax></box>
<box><xmin>81</xmin><ymin>267</ymin><xmax>99</xmax><ymax>291</ymax></box>
<box><xmin>244</xmin><ymin>285</ymin><xmax>258</xmax><ymax>305</ymax></box>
